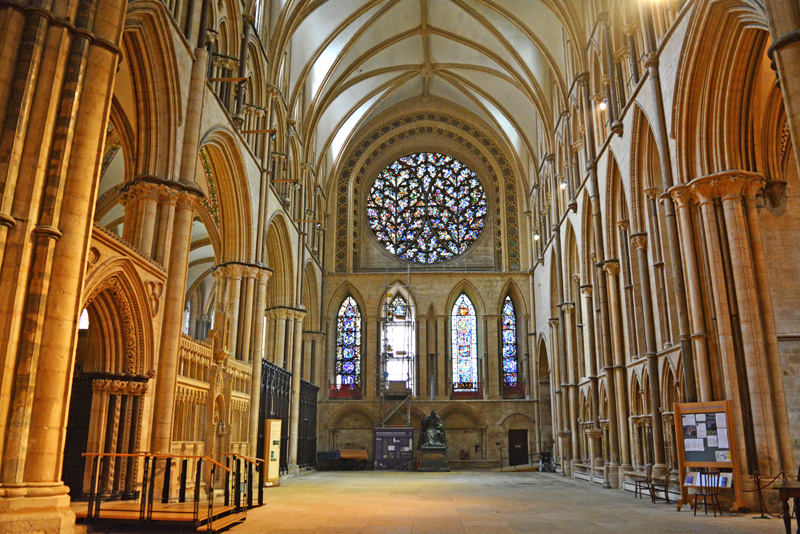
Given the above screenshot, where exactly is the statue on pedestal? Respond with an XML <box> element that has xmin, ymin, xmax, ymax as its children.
<box><xmin>418</xmin><ymin>410</ymin><xmax>447</xmax><ymax>450</ymax></box>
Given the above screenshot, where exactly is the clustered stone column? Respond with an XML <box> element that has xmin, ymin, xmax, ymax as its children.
<box><xmin>0</xmin><ymin>1</ymin><xmax>129</xmax><ymax>531</ymax></box>
<box><xmin>151</xmin><ymin>188</ymin><xmax>203</xmax><ymax>453</ymax></box>
<box><xmin>287</xmin><ymin>308</ymin><xmax>306</xmax><ymax>472</ymax></box>
<box><xmin>676</xmin><ymin>172</ymin><xmax>788</xmax><ymax>476</ymax></box>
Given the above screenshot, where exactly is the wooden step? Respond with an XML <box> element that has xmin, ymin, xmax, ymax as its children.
<box><xmin>198</xmin><ymin>512</ymin><xmax>246</xmax><ymax>533</ymax></box>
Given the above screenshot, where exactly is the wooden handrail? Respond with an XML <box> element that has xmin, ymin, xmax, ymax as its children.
<box><xmin>81</xmin><ymin>451</ymin><xmax>230</xmax><ymax>472</ymax></box>
<box><xmin>222</xmin><ymin>452</ymin><xmax>264</xmax><ymax>466</ymax></box>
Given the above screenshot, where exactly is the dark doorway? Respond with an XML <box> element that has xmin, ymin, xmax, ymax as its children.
<box><xmin>508</xmin><ymin>429</ymin><xmax>528</xmax><ymax>467</ymax></box>
<box><xmin>63</xmin><ymin>372</ymin><xmax>93</xmax><ymax>499</ymax></box>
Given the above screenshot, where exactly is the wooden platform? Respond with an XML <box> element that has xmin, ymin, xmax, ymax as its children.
<box><xmin>72</xmin><ymin>500</ymin><xmax>235</xmax><ymax>523</ymax></box>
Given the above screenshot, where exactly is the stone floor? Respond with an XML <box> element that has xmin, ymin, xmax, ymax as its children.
<box><xmin>231</xmin><ymin>470</ymin><xmax>783</xmax><ymax>533</ymax></box>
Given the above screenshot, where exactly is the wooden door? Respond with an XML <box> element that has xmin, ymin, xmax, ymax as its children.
<box><xmin>508</xmin><ymin>429</ymin><xmax>528</xmax><ymax>466</ymax></box>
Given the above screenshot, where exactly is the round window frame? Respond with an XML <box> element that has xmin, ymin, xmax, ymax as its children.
<box><xmin>363</xmin><ymin>151</ymin><xmax>491</xmax><ymax>266</ymax></box>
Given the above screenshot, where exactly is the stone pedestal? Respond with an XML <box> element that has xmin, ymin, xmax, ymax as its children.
<box><xmin>418</xmin><ymin>450</ymin><xmax>449</xmax><ymax>472</ymax></box>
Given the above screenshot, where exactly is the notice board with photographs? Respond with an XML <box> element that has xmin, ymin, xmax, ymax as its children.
<box><xmin>673</xmin><ymin>400</ymin><xmax>745</xmax><ymax>510</ymax></box>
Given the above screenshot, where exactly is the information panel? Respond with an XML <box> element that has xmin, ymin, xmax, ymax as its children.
<box><xmin>374</xmin><ymin>427</ymin><xmax>414</xmax><ymax>471</ymax></box>
<box><xmin>264</xmin><ymin>419</ymin><xmax>282</xmax><ymax>485</ymax></box>
<box><xmin>673</xmin><ymin>400</ymin><xmax>744</xmax><ymax>510</ymax></box>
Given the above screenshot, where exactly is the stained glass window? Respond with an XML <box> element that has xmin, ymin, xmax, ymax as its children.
<box><xmin>336</xmin><ymin>296</ymin><xmax>362</xmax><ymax>386</ymax></box>
<box><xmin>366</xmin><ymin>152</ymin><xmax>487</xmax><ymax>263</ymax></box>
<box><xmin>451</xmin><ymin>294</ymin><xmax>478</xmax><ymax>391</ymax></box>
<box><xmin>502</xmin><ymin>296</ymin><xmax>518</xmax><ymax>388</ymax></box>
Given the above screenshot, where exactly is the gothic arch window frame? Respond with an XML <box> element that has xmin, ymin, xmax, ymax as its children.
<box><xmin>380</xmin><ymin>285</ymin><xmax>417</xmax><ymax>396</ymax></box>
<box><xmin>450</xmin><ymin>293</ymin><xmax>481</xmax><ymax>399</ymax></box>
<box><xmin>501</xmin><ymin>295</ymin><xmax>522</xmax><ymax>398</ymax></box>
<box><xmin>334</xmin><ymin>295</ymin><xmax>363</xmax><ymax>399</ymax></box>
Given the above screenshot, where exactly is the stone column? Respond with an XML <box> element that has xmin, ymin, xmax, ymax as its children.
<box><xmin>132</xmin><ymin>181</ymin><xmax>160</xmax><ymax>257</ymax></box>
<box><xmin>151</xmin><ymin>189</ymin><xmax>203</xmax><ymax>453</ymax></box>
<box><xmin>288</xmin><ymin>309</ymin><xmax>306</xmax><ymax>471</ymax></box>
<box><xmin>690</xmin><ymin>178</ymin><xmax>753</xmax><ymax>476</ymax></box>
<box><xmin>742</xmin><ymin>179</ymin><xmax>794</xmax><ymax>471</ymax></box>
<box><xmin>154</xmin><ymin>186</ymin><xmax>178</xmax><ymax>267</ymax></box>
<box><xmin>223</xmin><ymin>264</ymin><xmax>245</xmax><ymax>360</ymax></box>
<box><xmin>562</xmin><ymin>303</ymin><xmax>580</xmax><ymax>464</ymax></box>
<box><xmin>579</xmin><ymin>74</ymin><xmax>620</xmax><ymax>482</ymax></box>
<box><xmin>630</xmin><ymin>233</ymin><xmax>666</xmax><ymax>470</ymax></box>
<box><xmin>581</xmin><ymin>284</ymin><xmax>601</xmax><ymax>433</ymax></box>
<box><xmin>548</xmin><ymin>318</ymin><xmax>563</xmax><ymax>465</ymax></box>
<box><xmin>603</xmin><ymin>260</ymin><xmax>631</xmax><ymax>469</ymax></box>
<box><xmin>248</xmin><ymin>267</ymin><xmax>271</xmax><ymax>457</ymax></box>
<box><xmin>273</xmin><ymin>311</ymin><xmax>288</xmax><ymax>368</ymax></box>
<box><xmin>486</xmin><ymin>314</ymin><xmax>500</xmax><ymax>399</ymax></box>
<box><xmin>239</xmin><ymin>268</ymin><xmax>257</xmax><ymax>363</ymax></box>
<box><xmin>668</xmin><ymin>185</ymin><xmax>712</xmax><ymax>401</ymax></box>
<box><xmin>717</xmin><ymin>175</ymin><xmax>780</xmax><ymax>475</ymax></box>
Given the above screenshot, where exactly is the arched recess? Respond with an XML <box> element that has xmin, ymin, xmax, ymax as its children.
<box><xmin>122</xmin><ymin>3</ymin><xmax>182</xmax><ymax>178</ymax></box>
<box><xmin>184</xmin><ymin>128</ymin><xmax>254</xmax><ymax>340</ymax></box>
<box><xmin>95</xmin><ymin>99</ymin><xmax>136</xmax><ymax>235</ymax></box>
<box><xmin>63</xmin><ymin>266</ymin><xmax>155</xmax><ymax>500</ymax></box>
<box><xmin>672</xmin><ymin>1</ymin><xmax>773</xmax><ymax>180</ymax></box>
<box><xmin>537</xmin><ymin>336</ymin><xmax>553</xmax><ymax>454</ymax></box>
<box><xmin>439</xmin><ymin>404</ymin><xmax>488</xmax><ymax>461</ymax></box>
<box><xmin>265</xmin><ymin>212</ymin><xmax>296</xmax><ymax>308</ymax></box>
<box><xmin>328</xmin><ymin>405</ymin><xmax>375</xmax><ymax>455</ymax></box>
<box><xmin>301</xmin><ymin>262</ymin><xmax>320</xmax><ymax>383</ymax></box>
<box><xmin>199</xmin><ymin>128</ymin><xmax>253</xmax><ymax>262</ymax></box>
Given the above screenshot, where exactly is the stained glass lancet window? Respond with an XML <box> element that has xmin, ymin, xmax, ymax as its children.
<box><xmin>336</xmin><ymin>297</ymin><xmax>362</xmax><ymax>387</ymax></box>
<box><xmin>501</xmin><ymin>296</ymin><xmax>518</xmax><ymax>389</ymax></box>
<box><xmin>451</xmin><ymin>294</ymin><xmax>478</xmax><ymax>392</ymax></box>
<box><xmin>366</xmin><ymin>152</ymin><xmax>487</xmax><ymax>263</ymax></box>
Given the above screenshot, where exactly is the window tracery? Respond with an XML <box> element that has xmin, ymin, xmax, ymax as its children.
<box><xmin>366</xmin><ymin>152</ymin><xmax>487</xmax><ymax>263</ymax></box>
<box><xmin>451</xmin><ymin>294</ymin><xmax>478</xmax><ymax>392</ymax></box>
<box><xmin>502</xmin><ymin>296</ymin><xmax>519</xmax><ymax>389</ymax></box>
<box><xmin>336</xmin><ymin>297</ymin><xmax>362</xmax><ymax>387</ymax></box>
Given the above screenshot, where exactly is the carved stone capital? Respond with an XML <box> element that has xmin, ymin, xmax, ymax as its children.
<box><xmin>643</xmin><ymin>186</ymin><xmax>661</xmax><ymax>200</ymax></box>
<box><xmin>616</xmin><ymin>219</ymin><xmax>629</xmax><ymax>231</ymax></box>
<box><xmin>580</xmin><ymin>284</ymin><xmax>593</xmax><ymax>296</ymax></box>
<box><xmin>603</xmin><ymin>259</ymin><xmax>620</xmax><ymax>276</ymax></box>
<box><xmin>630</xmin><ymin>232</ymin><xmax>648</xmax><ymax>250</ymax></box>
<box><xmin>548</xmin><ymin>317</ymin><xmax>559</xmax><ymax>328</ymax></box>
<box><xmin>668</xmin><ymin>184</ymin><xmax>693</xmax><ymax>209</ymax></box>
<box><xmin>562</xmin><ymin>302</ymin><xmax>575</xmax><ymax>313</ymax></box>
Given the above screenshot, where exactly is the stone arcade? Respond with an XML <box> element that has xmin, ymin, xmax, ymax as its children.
<box><xmin>1</xmin><ymin>0</ymin><xmax>800</xmax><ymax>533</ymax></box>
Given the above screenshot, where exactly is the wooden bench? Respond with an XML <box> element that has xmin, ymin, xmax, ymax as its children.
<box><xmin>337</xmin><ymin>449</ymin><xmax>369</xmax><ymax>471</ymax></box>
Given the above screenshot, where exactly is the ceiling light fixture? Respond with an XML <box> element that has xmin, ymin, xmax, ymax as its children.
<box><xmin>599</xmin><ymin>99</ymin><xmax>608</xmax><ymax>111</ymax></box>
<box><xmin>560</xmin><ymin>179</ymin><xmax>568</xmax><ymax>190</ymax></box>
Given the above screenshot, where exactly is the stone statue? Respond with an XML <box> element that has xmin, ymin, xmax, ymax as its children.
<box><xmin>418</xmin><ymin>410</ymin><xmax>447</xmax><ymax>450</ymax></box>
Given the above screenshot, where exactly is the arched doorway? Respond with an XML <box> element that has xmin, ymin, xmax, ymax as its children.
<box><xmin>63</xmin><ymin>273</ymin><xmax>152</xmax><ymax>500</ymax></box>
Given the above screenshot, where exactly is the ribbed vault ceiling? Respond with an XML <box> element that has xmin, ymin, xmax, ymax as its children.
<box><xmin>271</xmin><ymin>0</ymin><xmax>582</xmax><ymax>181</ymax></box>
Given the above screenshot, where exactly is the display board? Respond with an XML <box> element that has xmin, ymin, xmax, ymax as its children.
<box><xmin>673</xmin><ymin>400</ymin><xmax>744</xmax><ymax>510</ymax></box>
<box><xmin>374</xmin><ymin>427</ymin><xmax>414</xmax><ymax>471</ymax></box>
<box><xmin>263</xmin><ymin>419</ymin><xmax>282</xmax><ymax>485</ymax></box>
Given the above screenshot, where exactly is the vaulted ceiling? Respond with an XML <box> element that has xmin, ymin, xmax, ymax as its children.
<box><xmin>270</xmin><ymin>0</ymin><xmax>586</xmax><ymax>184</ymax></box>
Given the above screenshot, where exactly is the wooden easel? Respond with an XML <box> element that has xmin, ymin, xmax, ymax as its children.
<box><xmin>673</xmin><ymin>400</ymin><xmax>745</xmax><ymax>511</ymax></box>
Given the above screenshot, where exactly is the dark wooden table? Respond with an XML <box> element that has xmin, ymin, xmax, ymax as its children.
<box><xmin>775</xmin><ymin>481</ymin><xmax>800</xmax><ymax>534</ymax></box>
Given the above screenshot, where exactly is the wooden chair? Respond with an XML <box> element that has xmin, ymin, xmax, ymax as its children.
<box><xmin>693</xmin><ymin>470</ymin><xmax>722</xmax><ymax>517</ymax></box>
<box><xmin>649</xmin><ymin>468</ymin><xmax>672</xmax><ymax>504</ymax></box>
<box><xmin>634</xmin><ymin>464</ymin><xmax>653</xmax><ymax>500</ymax></box>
